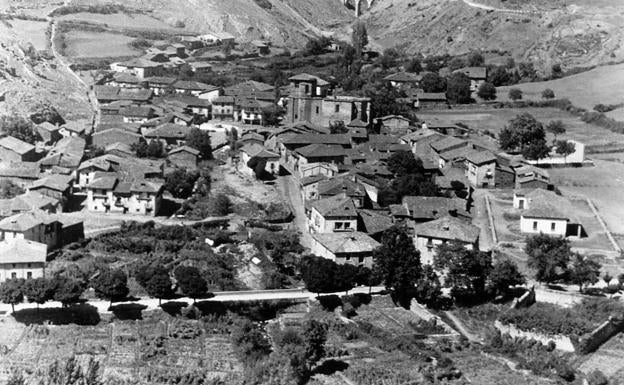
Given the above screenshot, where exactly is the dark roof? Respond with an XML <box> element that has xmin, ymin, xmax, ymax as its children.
<box><xmin>401</xmin><ymin>196</ymin><xmax>466</xmax><ymax>220</ymax></box>
<box><xmin>121</xmin><ymin>106</ymin><xmax>153</xmax><ymax>118</ymax></box>
<box><xmin>431</xmin><ymin>136</ymin><xmax>467</xmax><ymax>153</ymax></box>
<box><xmin>312</xmin><ymin>232</ymin><xmax>380</xmax><ymax>254</ymax></box>
<box><xmin>295</xmin><ymin>144</ymin><xmax>346</xmax><ymax>158</ymax></box>
<box><xmin>288</xmin><ymin>73</ymin><xmax>330</xmax><ymax>86</ymax></box>
<box><xmin>311</xmin><ymin>195</ymin><xmax>358</xmax><ymax>217</ymax></box>
<box><xmin>384</xmin><ymin>72</ymin><xmax>422</xmax><ymax>82</ymax></box>
<box><xmin>168</xmin><ymin>145</ymin><xmax>200</xmax><ymax>157</ymax></box>
<box><xmin>318</xmin><ymin>178</ymin><xmax>366</xmax><ymax>198</ymax></box>
<box><xmin>300</xmin><ymin>174</ymin><xmax>327</xmax><ymax>186</ymax></box>
<box><xmin>465</xmin><ymin>151</ymin><xmax>497</xmax><ymax>165</ymax></box>
<box><xmin>413</xmin><ymin>216</ymin><xmax>480</xmax><ymax>243</ymax></box>
<box><xmin>0</xmin><ymin>136</ymin><xmax>35</xmax><ymax>154</ymax></box>
<box><xmin>454</xmin><ymin>66</ymin><xmax>487</xmax><ymax>79</ymax></box>
<box><xmin>357</xmin><ymin>209</ymin><xmax>394</xmax><ymax>235</ymax></box>
<box><xmin>213</xmin><ymin>96</ymin><xmax>235</xmax><ymax>104</ymax></box>
<box><xmin>94</xmin><ymin>86</ymin><xmax>153</xmax><ymax>102</ymax></box>
<box><xmin>347</xmin><ymin>119</ymin><xmax>368</xmax><ymax>128</ymax></box>
<box><xmin>282</xmin><ymin>134</ymin><xmax>351</xmax><ymax>146</ymax></box>
<box><xmin>173</xmin><ymin>80</ymin><xmax>218</xmax><ymax>92</ymax></box>
<box><xmin>145</xmin><ymin>76</ymin><xmax>177</xmax><ymax>85</ymax></box>
<box><xmin>144</xmin><ymin>124</ymin><xmax>190</xmax><ymax>139</ymax></box>
<box><xmin>30</xmin><ymin>174</ymin><xmax>73</xmax><ymax>192</ymax></box>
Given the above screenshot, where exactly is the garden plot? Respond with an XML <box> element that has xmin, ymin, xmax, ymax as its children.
<box><xmin>63</xmin><ymin>30</ymin><xmax>140</xmax><ymax>59</ymax></box>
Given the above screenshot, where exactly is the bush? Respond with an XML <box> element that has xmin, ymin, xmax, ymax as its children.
<box><xmin>318</xmin><ymin>295</ymin><xmax>342</xmax><ymax>311</ymax></box>
<box><xmin>508</xmin><ymin>88</ymin><xmax>523</xmax><ymax>101</ymax></box>
<box><xmin>499</xmin><ymin>302</ymin><xmax>596</xmax><ymax>336</ymax></box>
<box><xmin>594</xmin><ymin>103</ymin><xmax>619</xmax><ymax>113</ymax></box>
<box><xmin>542</xmin><ymin>88</ymin><xmax>555</xmax><ymax>99</ymax></box>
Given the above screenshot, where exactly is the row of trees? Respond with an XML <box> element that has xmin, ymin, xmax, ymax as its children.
<box><xmin>0</xmin><ymin>263</ymin><xmax>214</xmax><ymax>312</ymax></box>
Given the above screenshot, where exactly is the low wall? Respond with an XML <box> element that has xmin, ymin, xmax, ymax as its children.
<box><xmin>578</xmin><ymin>316</ymin><xmax>624</xmax><ymax>354</ymax></box>
<box><xmin>510</xmin><ymin>288</ymin><xmax>535</xmax><ymax>309</ymax></box>
<box><xmin>494</xmin><ymin>320</ymin><xmax>576</xmax><ymax>352</ymax></box>
<box><xmin>410</xmin><ymin>299</ymin><xmax>458</xmax><ymax>335</ymax></box>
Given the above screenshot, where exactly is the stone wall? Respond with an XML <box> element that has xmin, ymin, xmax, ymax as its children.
<box><xmin>494</xmin><ymin>320</ymin><xmax>576</xmax><ymax>352</ymax></box>
<box><xmin>577</xmin><ymin>316</ymin><xmax>624</xmax><ymax>354</ymax></box>
<box><xmin>510</xmin><ymin>287</ymin><xmax>536</xmax><ymax>309</ymax></box>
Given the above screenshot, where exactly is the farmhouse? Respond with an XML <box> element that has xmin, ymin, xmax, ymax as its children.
<box><xmin>0</xmin><ymin>136</ymin><xmax>38</xmax><ymax>163</ymax></box>
<box><xmin>111</xmin><ymin>58</ymin><xmax>162</xmax><ymax>78</ymax></box>
<box><xmin>465</xmin><ymin>151</ymin><xmax>497</xmax><ymax>188</ymax></box>
<box><xmin>36</xmin><ymin>122</ymin><xmax>61</xmax><ymax>145</ymax></box>
<box><xmin>412</xmin><ymin>216</ymin><xmax>480</xmax><ymax>265</ymax></box>
<box><xmin>310</xmin><ymin>231</ymin><xmax>380</xmax><ymax>268</ymax></box>
<box><xmin>0</xmin><ymin>239</ymin><xmax>47</xmax><ymax>282</ymax></box>
<box><xmin>0</xmin><ymin>191</ymin><xmax>60</xmax><ymax>218</ymax></box>
<box><xmin>317</xmin><ymin>177</ymin><xmax>367</xmax><ymax>208</ymax></box>
<box><xmin>384</xmin><ymin>72</ymin><xmax>421</xmax><ymax>89</ymax></box>
<box><xmin>514</xmin><ymin>189</ymin><xmax>585</xmax><ymax>237</ymax></box>
<box><xmin>453</xmin><ymin>67</ymin><xmax>487</xmax><ymax>92</ymax></box>
<box><xmin>92</xmin><ymin>128</ymin><xmax>143</xmax><ymax>149</ymax></box>
<box><xmin>239</xmin><ymin>143</ymin><xmax>280</xmax><ymax>177</ymax></box>
<box><xmin>309</xmin><ymin>194</ymin><xmax>358</xmax><ymax>233</ymax></box>
<box><xmin>212</xmin><ymin>96</ymin><xmax>236</xmax><ymax>120</ymax></box>
<box><xmin>0</xmin><ymin>209</ymin><xmax>62</xmax><ymax>250</ymax></box>
<box><xmin>143</xmin><ymin>124</ymin><xmax>190</xmax><ymax>147</ymax></box>
<box><xmin>86</xmin><ymin>174</ymin><xmax>164</xmax><ymax>216</ymax></box>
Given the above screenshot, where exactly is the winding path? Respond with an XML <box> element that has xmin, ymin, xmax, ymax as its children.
<box><xmin>444</xmin><ymin>311</ymin><xmax>482</xmax><ymax>343</ymax></box>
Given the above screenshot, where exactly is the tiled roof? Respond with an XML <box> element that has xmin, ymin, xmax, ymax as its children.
<box><xmin>454</xmin><ymin>66</ymin><xmax>487</xmax><ymax>79</ymax></box>
<box><xmin>312</xmin><ymin>231</ymin><xmax>380</xmax><ymax>254</ymax></box>
<box><xmin>318</xmin><ymin>178</ymin><xmax>366</xmax><ymax>198</ymax></box>
<box><xmin>295</xmin><ymin>144</ymin><xmax>346</xmax><ymax>158</ymax></box>
<box><xmin>431</xmin><ymin>136</ymin><xmax>467</xmax><ymax>153</ymax></box>
<box><xmin>0</xmin><ymin>162</ymin><xmax>40</xmax><ymax>179</ymax></box>
<box><xmin>87</xmin><ymin>173</ymin><xmax>118</xmax><ymax>190</ymax></box>
<box><xmin>439</xmin><ymin>146</ymin><xmax>479</xmax><ymax>162</ymax></box>
<box><xmin>173</xmin><ymin>80</ymin><xmax>217</xmax><ymax>91</ymax></box>
<box><xmin>121</xmin><ymin>106</ymin><xmax>153</xmax><ymax>118</ymax></box>
<box><xmin>311</xmin><ymin>195</ymin><xmax>358</xmax><ymax>218</ymax></box>
<box><xmin>39</xmin><ymin>136</ymin><xmax>86</xmax><ymax>169</ymax></box>
<box><xmin>400</xmin><ymin>129</ymin><xmax>443</xmax><ymax>143</ymax></box>
<box><xmin>282</xmin><ymin>134</ymin><xmax>351</xmax><ymax>146</ymax></box>
<box><xmin>466</xmin><ymin>150</ymin><xmax>497</xmax><ymax>166</ymax></box>
<box><xmin>0</xmin><ymin>209</ymin><xmax>57</xmax><ymax>232</ymax></box>
<box><xmin>240</xmin><ymin>143</ymin><xmax>279</xmax><ymax>159</ymax></box>
<box><xmin>130</xmin><ymin>179</ymin><xmax>164</xmax><ymax>193</ymax></box>
<box><xmin>413</xmin><ymin>216</ymin><xmax>480</xmax><ymax>243</ymax></box>
<box><xmin>300</xmin><ymin>174</ymin><xmax>327</xmax><ymax>186</ymax></box>
<box><xmin>401</xmin><ymin>196</ymin><xmax>466</xmax><ymax>220</ymax></box>
<box><xmin>168</xmin><ymin>145</ymin><xmax>200</xmax><ymax>156</ymax></box>
<box><xmin>0</xmin><ymin>191</ymin><xmax>59</xmax><ymax>217</ymax></box>
<box><xmin>213</xmin><ymin>96</ymin><xmax>235</xmax><ymax>104</ymax></box>
<box><xmin>29</xmin><ymin>174</ymin><xmax>73</xmax><ymax>192</ymax></box>
<box><xmin>144</xmin><ymin>124</ymin><xmax>190</xmax><ymax>139</ymax></box>
<box><xmin>0</xmin><ymin>136</ymin><xmax>35</xmax><ymax>155</ymax></box>
<box><xmin>384</xmin><ymin>72</ymin><xmax>422</xmax><ymax>82</ymax></box>
<box><xmin>145</xmin><ymin>76</ymin><xmax>176</xmax><ymax>85</ymax></box>
<box><xmin>357</xmin><ymin>209</ymin><xmax>394</xmax><ymax>235</ymax></box>
<box><xmin>289</xmin><ymin>73</ymin><xmax>330</xmax><ymax>86</ymax></box>
<box><xmin>0</xmin><ymin>239</ymin><xmax>47</xmax><ymax>264</ymax></box>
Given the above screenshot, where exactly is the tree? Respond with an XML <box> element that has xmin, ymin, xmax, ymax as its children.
<box><xmin>143</xmin><ymin>265</ymin><xmax>174</xmax><ymax>305</ymax></box>
<box><xmin>508</xmin><ymin>88</ymin><xmax>523</xmax><ymax>101</ymax></box>
<box><xmin>0</xmin><ymin>116</ymin><xmax>41</xmax><ymax>144</ymax></box>
<box><xmin>555</xmin><ymin>140</ymin><xmax>576</xmax><ymax>163</ymax></box>
<box><xmin>434</xmin><ymin>242</ymin><xmax>492</xmax><ymax>302</ymax></box>
<box><xmin>164</xmin><ymin>169</ymin><xmax>199</xmax><ymax>199</ymax></box>
<box><xmin>379</xmin><ymin>173</ymin><xmax>438</xmax><ymax>206</ymax></box>
<box><xmin>522</xmin><ymin>139</ymin><xmax>551</xmax><ymax>162</ymax></box>
<box><xmin>413</xmin><ymin>265</ymin><xmax>444</xmax><ymax>309</ymax></box>
<box><xmin>50</xmin><ymin>276</ymin><xmax>85</xmax><ymax>307</ymax></box>
<box><xmin>525</xmin><ymin>234</ymin><xmax>571</xmax><ymax>284</ymax></box>
<box><xmin>373</xmin><ymin>225</ymin><xmax>422</xmax><ymax>307</ymax></box>
<box><xmin>334</xmin><ymin>264</ymin><xmax>357</xmax><ymax>295</ymax></box>
<box><xmin>488</xmin><ymin>65</ymin><xmax>512</xmax><ymax>86</ymax></box>
<box><xmin>518</xmin><ymin>62</ymin><xmax>537</xmax><ymax>80</ymax></box>
<box><xmin>300</xmin><ymin>255</ymin><xmax>339</xmax><ymax>295</ymax></box>
<box><xmin>542</xmin><ymin>88</ymin><xmax>555</xmax><ymax>99</ymax></box>
<box><xmin>302</xmin><ymin>319</ymin><xmax>327</xmax><ymax>369</ymax></box>
<box><xmin>329</xmin><ymin>120</ymin><xmax>348</xmax><ymax>134</ymax></box>
<box><xmin>420</xmin><ymin>72</ymin><xmax>447</xmax><ymax>93</ymax></box>
<box><xmin>546</xmin><ymin>120</ymin><xmax>566</xmax><ymax>140</ymax></box>
<box><xmin>0</xmin><ymin>279</ymin><xmax>24</xmax><ymax>313</ymax></box>
<box><xmin>362</xmin><ymin>81</ymin><xmax>407</xmax><ymax>119</ymax></box>
<box><xmin>24</xmin><ymin>277</ymin><xmax>53</xmax><ymax>309</ymax></box>
<box><xmin>0</xmin><ymin>179</ymin><xmax>25</xmax><ymax>199</ymax></box>
<box><xmin>186</xmin><ymin>127</ymin><xmax>212</xmax><ymax>160</ymax></box>
<box><xmin>174</xmin><ymin>266</ymin><xmax>208</xmax><ymax>303</ymax></box>
<box><xmin>488</xmin><ymin>260</ymin><xmax>525</xmax><ymax>297</ymax></box>
<box><xmin>477</xmin><ymin>82</ymin><xmax>497</xmax><ymax>100</ymax></box>
<box><xmin>446</xmin><ymin>72</ymin><xmax>472</xmax><ymax>104</ymax></box>
<box><xmin>146</xmin><ymin>140</ymin><xmax>165</xmax><ymax>158</ymax></box>
<box><xmin>387</xmin><ymin>150</ymin><xmax>422</xmax><ymax>176</ymax></box>
<box><xmin>467</xmin><ymin>51</ymin><xmax>485</xmax><ymax>67</ymax></box>
<box><xmin>378</xmin><ymin>47</ymin><xmax>401</xmax><ymax>69</ymax></box>
<box><xmin>498</xmin><ymin>113</ymin><xmax>546</xmax><ymax>153</ymax></box>
<box><xmin>448</xmin><ymin>57</ymin><xmax>465</xmax><ymax>71</ymax></box>
<box><xmin>92</xmin><ymin>268</ymin><xmax>129</xmax><ymax>306</ymax></box>
<box><xmin>568</xmin><ymin>253</ymin><xmax>601</xmax><ymax>292</ymax></box>
<box><xmin>304</xmin><ymin>36</ymin><xmax>331</xmax><ymax>56</ymax></box>
<box><xmin>40</xmin><ymin>355</ymin><xmax>103</xmax><ymax>385</ymax></box>
<box><xmin>351</xmin><ymin>21</ymin><xmax>368</xmax><ymax>57</ymax></box>
<box><xmin>231</xmin><ymin>317</ymin><xmax>271</xmax><ymax>364</ymax></box>
<box><xmin>405</xmin><ymin>58</ymin><xmax>422</xmax><ymax>73</ymax></box>
<box><xmin>551</xmin><ymin>63</ymin><xmax>563</xmax><ymax>79</ymax></box>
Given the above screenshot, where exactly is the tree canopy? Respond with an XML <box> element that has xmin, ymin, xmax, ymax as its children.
<box><xmin>434</xmin><ymin>242</ymin><xmax>492</xmax><ymax>302</ymax></box>
<box><xmin>420</xmin><ymin>72</ymin><xmax>447</xmax><ymax>93</ymax></box>
<box><xmin>164</xmin><ymin>169</ymin><xmax>199</xmax><ymax>199</ymax></box>
<box><xmin>351</xmin><ymin>21</ymin><xmax>368</xmax><ymax>57</ymax></box>
<box><xmin>0</xmin><ymin>279</ymin><xmax>24</xmax><ymax>313</ymax></box>
<box><xmin>0</xmin><ymin>116</ymin><xmax>41</xmax><ymax>144</ymax></box>
<box><xmin>144</xmin><ymin>265</ymin><xmax>174</xmax><ymax>305</ymax></box>
<box><xmin>186</xmin><ymin>127</ymin><xmax>212</xmax><ymax>160</ymax></box>
<box><xmin>92</xmin><ymin>268</ymin><xmax>129</xmax><ymax>305</ymax></box>
<box><xmin>499</xmin><ymin>113</ymin><xmax>547</xmax><ymax>153</ymax></box>
<box><xmin>477</xmin><ymin>82</ymin><xmax>497</xmax><ymax>101</ymax></box>
<box><xmin>174</xmin><ymin>266</ymin><xmax>208</xmax><ymax>302</ymax></box>
<box><xmin>488</xmin><ymin>260</ymin><xmax>525</xmax><ymax>297</ymax></box>
<box><xmin>568</xmin><ymin>253</ymin><xmax>601</xmax><ymax>292</ymax></box>
<box><xmin>386</xmin><ymin>150</ymin><xmax>423</xmax><ymax>176</ymax></box>
<box><xmin>525</xmin><ymin>234</ymin><xmax>571</xmax><ymax>283</ymax></box>
<box><xmin>373</xmin><ymin>225</ymin><xmax>422</xmax><ymax>307</ymax></box>
<box><xmin>446</xmin><ymin>72</ymin><xmax>472</xmax><ymax>104</ymax></box>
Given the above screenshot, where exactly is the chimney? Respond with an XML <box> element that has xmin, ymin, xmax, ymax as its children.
<box><xmin>442</xmin><ymin>225</ymin><xmax>450</xmax><ymax>231</ymax></box>
<box><xmin>341</xmin><ymin>185</ymin><xmax>348</xmax><ymax>199</ymax></box>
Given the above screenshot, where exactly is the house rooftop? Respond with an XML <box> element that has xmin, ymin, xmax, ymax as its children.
<box><xmin>466</xmin><ymin>150</ymin><xmax>497</xmax><ymax>166</ymax></box>
<box><xmin>318</xmin><ymin>177</ymin><xmax>366</xmax><ymax>198</ymax></box>
<box><xmin>295</xmin><ymin>144</ymin><xmax>346</xmax><ymax>158</ymax></box>
<box><xmin>454</xmin><ymin>66</ymin><xmax>488</xmax><ymax>79</ymax></box>
<box><xmin>311</xmin><ymin>195</ymin><xmax>358</xmax><ymax>217</ymax></box>
<box><xmin>0</xmin><ymin>136</ymin><xmax>35</xmax><ymax>155</ymax></box>
<box><xmin>168</xmin><ymin>145</ymin><xmax>200</xmax><ymax>157</ymax></box>
<box><xmin>0</xmin><ymin>209</ymin><xmax>57</xmax><ymax>232</ymax></box>
<box><xmin>144</xmin><ymin>123</ymin><xmax>190</xmax><ymax>139</ymax></box>
<box><xmin>347</xmin><ymin>118</ymin><xmax>368</xmax><ymax>128</ymax></box>
<box><xmin>240</xmin><ymin>143</ymin><xmax>279</xmax><ymax>159</ymax></box>
<box><xmin>401</xmin><ymin>196</ymin><xmax>467</xmax><ymax>220</ymax></box>
<box><xmin>30</xmin><ymin>174</ymin><xmax>74</xmax><ymax>192</ymax></box>
<box><xmin>413</xmin><ymin>216</ymin><xmax>480</xmax><ymax>243</ymax></box>
<box><xmin>282</xmin><ymin>134</ymin><xmax>351</xmax><ymax>146</ymax></box>
<box><xmin>0</xmin><ymin>191</ymin><xmax>59</xmax><ymax>217</ymax></box>
<box><xmin>431</xmin><ymin>136</ymin><xmax>467</xmax><ymax>153</ymax></box>
<box><xmin>289</xmin><ymin>73</ymin><xmax>330</xmax><ymax>86</ymax></box>
<box><xmin>173</xmin><ymin>80</ymin><xmax>219</xmax><ymax>92</ymax></box>
<box><xmin>357</xmin><ymin>209</ymin><xmax>394</xmax><ymax>236</ymax></box>
<box><xmin>0</xmin><ymin>239</ymin><xmax>47</xmax><ymax>264</ymax></box>
<box><xmin>384</xmin><ymin>72</ymin><xmax>422</xmax><ymax>83</ymax></box>
<box><xmin>312</xmin><ymin>231</ymin><xmax>380</xmax><ymax>254</ymax></box>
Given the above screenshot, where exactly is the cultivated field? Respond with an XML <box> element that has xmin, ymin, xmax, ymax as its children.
<box><xmin>56</xmin><ymin>12</ymin><xmax>177</xmax><ymax>31</ymax></box>
<box><xmin>497</xmin><ymin>63</ymin><xmax>624</xmax><ymax>114</ymax></box>
<box><xmin>0</xmin><ymin>312</ymin><xmax>243</xmax><ymax>384</ymax></box>
<box><xmin>419</xmin><ymin>107</ymin><xmax>624</xmax><ymax>152</ymax></box>
<box><xmin>63</xmin><ymin>30</ymin><xmax>140</xmax><ymax>59</ymax></box>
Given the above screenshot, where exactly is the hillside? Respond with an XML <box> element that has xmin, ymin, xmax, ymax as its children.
<box><xmin>363</xmin><ymin>0</ymin><xmax>624</xmax><ymax>71</ymax></box>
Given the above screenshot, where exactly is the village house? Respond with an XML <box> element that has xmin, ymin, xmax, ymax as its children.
<box><xmin>105</xmin><ymin>72</ymin><xmax>146</xmax><ymax>89</ymax></box>
<box><xmin>453</xmin><ymin>67</ymin><xmax>488</xmax><ymax>92</ymax></box>
<box><xmin>36</xmin><ymin>122</ymin><xmax>62</xmax><ymax>145</ymax></box>
<box><xmin>145</xmin><ymin>76</ymin><xmax>177</xmax><ymax>96</ymax></box>
<box><xmin>76</xmin><ymin>154</ymin><xmax>164</xmax><ymax>189</ymax></box>
<box><xmin>0</xmin><ymin>209</ymin><xmax>62</xmax><ymax>250</ymax></box>
<box><xmin>212</xmin><ymin>96</ymin><xmax>236</xmax><ymax>121</ymax></box>
<box><xmin>237</xmin><ymin>99</ymin><xmax>263</xmax><ymax>125</ymax></box>
<box><xmin>120</xmin><ymin>106</ymin><xmax>154</xmax><ymax>123</ymax></box>
<box><xmin>430</xmin><ymin>136</ymin><xmax>469</xmax><ymax>168</ymax></box>
<box><xmin>93</xmin><ymin>86</ymin><xmax>153</xmax><ymax>105</ymax></box>
<box><xmin>390</xmin><ymin>196</ymin><xmax>469</xmax><ymax>224</ymax></box>
<box><xmin>173</xmin><ymin>80</ymin><xmax>219</xmax><ymax>98</ymax></box>
<box><xmin>0</xmin><ymin>239</ymin><xmax>47</xmax><ymax>281</ymax></box>
<box><xmin>514</xmin><ymin>189</ymin><xmax>585</xmax><ymax>237</ymax></box>
<box><xmin>189</xmin><ymin>61</ymin><xmax>213</xmax><ymax>74</ymax></box>
<box><xmin>85</xmin><ymin>174</ymin><xmax>164</xmax><ymax>216</ymax></box>
<box><xmin>298</xmin><ymin>162</ymin><xmax>339</xmax><ymax>179</ymax></box>
<box><xmin>413</xmin><ymin>92</ymin><xmax>449</xmax><ymax>109</ymax></box>
<box><xmin>384</xmin><ymin>72</ymin><xmax>421</xmax><ymax>89</ymax></box>
<box><xmin>292</xmin><ymin>144</ymin><xmax>347</xmax><ymax>172</ymax></box>
<box><xmin>300</xmin><ymin>174</ymin><xmax>328</xmax><ymax>201</ymax></box>
<box><xmin>0</xmin><ymin>191</ymin><xmax>61</xmax><ymax>218</ymax></box>
<box><xmin>110</xmin><ymin>58</ymin><xmax>163</xmax><ymax>78</ymax></box>
<box><xmin>310</xmin><ymin>231</ymin><xmax>380</xmax><ymax>268</ymax></box>
<box><xmin>167</xmin><ymin>146</ymin><xmax>200</xmax><ymax>170</ymax></box>
<box><xmin>39</xmin><ymin>136</ymin><xmax>86</xmax><ymax>174</ymax></box>
<box><xmin>412</xmin><ymin>216</ymin><xmax>480</xmax><ymax>265</ymax></box>
<box><xmin>309</xmin><ymin>194</ymin><xmax>358</xmax><ymax>233</ymax></box>
<box><xmin>92</xmin><ymin>128</ymin><xmax>143</xmax><ymax>149</ymax></box>
<box><xmin>28</xmin><ymin>174</ymin><xmax>74</xmax><ymax>208</ymax></box>
<box><xmin>317</xmin><ymin>178</ymin><xmax>368</xmax><ymax>208</ymax></box>
<box><xmin>465</xmin><ymin>151</ymin><xmax>497</xmax><ymax>188</ymax></box>
<box><xmin>514</xmin><ymin>164</ymin><xmax>551</xmax><ymax>189</ymax></box>
<box><xmin>400</xmin><ymin>129</ymin><xmax>445</xmax><ymax>158</ymax></box>
<box><xmin>0</xmin><ymin>136</ymin><xmax>38</xmax><ymax>163</ymax></box>
<box><xmin>239</xmin><ymin>143</ymin><xmax>280</xmax><ymax>176</ymax></box>
<box><xmin>357</xmin><ymin>209</ymin><xmax>394</xmax><ymax>240</ymax></box>
<box><xmin>58</xmin><ymin>121</ymin><xmax>86</xmax><ymax>138</ymax></box>
<box><xmin>239</xmin><ymin>131</ymin><xmax>265</xmax><ymax>146</ymax></box>
<box><xmin>0</xmin><ymin>163</ymin><xmax>40</xmax><ymax>188</ymax></box>
<box><xmin>376</xmin><ymin>115</ymin><xmax>412</xmax><ymax>136</ymax></box>
<box><xmin>143</xmin><ymin>124</ymin><xmax>190</xmax><ymax>147</ymax></box>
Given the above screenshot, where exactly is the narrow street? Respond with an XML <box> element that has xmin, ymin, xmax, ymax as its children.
<box><xmin>277</xmin><ymin>175</ymin><xmax>312</xmax><ymax>250</ymax></box>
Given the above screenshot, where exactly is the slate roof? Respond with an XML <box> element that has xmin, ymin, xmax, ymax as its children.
<box><xmin>430</xmin><ymin>136</ymin><xmax>467</xmax><ymax>153</ymax></box>
<box><xmin>0</xmin><ymin>163</ymin><xmax>40</xmax><ymax>179</ymax></box>
<box><xmin>39</xmin><ymin>136</ymin><xmax>86</xmax><ymax>169</ymax></box>
<box><xmin>312</xmin><ymin>231</ymin><xmax>380</xmax><ymax>254</ymax></box>
<box><xmin>0</xmin><ymin>209</ymin><xmax>58</xmax><ymax>232</ymax></box>
<box><xmin>60</xmin><ymin>121</ymin><xmax>86</xmax><ymax>134</ymax></box>
<box><xmin>413</xmin><ymin>216</ymin><xmax>480</xmax><ymax>243</ymax></box>
<box><xmin>168</xmin><ymin>145</ymin><xmax>200</xmax><ymax>157</ymax></box>
<box><xmin>0</xmin><ymin>239</ymin><xmax>47</xmax><ymax>264</ymax></box>
<box><xmin>454</xmin><ymin>66</ymin><xmax>487</xmax><ymax>79</ymax></box>
<box><xmin>213</xmin><ymin>96</ymin><xmax>235</xmax><ymax>104</ymax></box>
<box><xmin>145</xmin><ymin>76</ymin><xmax>177</xmax><ymax>86</ymax></box>
<box><xmin>87</xmin><ymin>173</ymin><xmax>118</xmax><ymax>190</ymax></box>
<box><xmin>439</xmin><ymin>146</ymin><xmax>479</xmax><ymax>162</ymax></box>
<box><xmin>0</xmin><ymin>136</ymin><xmax>35</xmax><ymax>155</ymax></box>
<box><xmin>281</xmin><ymin>134</ymin><xmax>351</xmax><ymax>146</ymax></box>
<box><xmin>384</xmin><ymin>72</ymin><xmax>422</xmax><ymax>82</ymax></box>
<box><xmin>144</xmin><ymin>124</ymin><xmax>190</xmax><ymax>139</ymax></box>
<box><xmin>289</xmin><ymin>73</ymin><xmax>330</xmax><ymax>86</ymax></box>
<box><xmin>130</xmin><ymin>179</ymin><xmax>164</xmax><ymax>193</ymax></box>
<box><xmin>400</xmin><ymin>196</ymin><xmax>467</xmax><ymax>220</ymax></box>
<box><xmin>93</xmin><ymin>86</ymin><xmax>153</xmax><ymax>102</ymax></box>
<box><xmin>295</xmin><ymin>144</ymin><xmax>346</xmax><ymax>158</ymax></box>
<box><xmin>318</xmin><ymin>178</ymin><xmax>366</xmax><ymax>198</ymax></box>
<box><xmin>30</xmin><ymin>174</ymin><xmax>74</xmax><ymax>192</ymax></box>
<box><xmin>240</xmin><ymin>143</ymin><xmax>279</xmax><ymax>159</ymax></box>
<box><xmin>300</xmin><ymin>174</ymin><xmax>328</xmax><ymax>187</ymax></box>
<box><xmin>121</xmin><ymin>106</ymin><xmax>153</xmax><ymax>118</ymax></box>
<box><xmin>311</xmin><ymin>195</ymin><xmax>358</xmax><ymax>218</ymax></box>
<box><xmin>466</xmin><ymin>150</ymin><xmax>497</xmax><ymax>166</ymax></box>
<box><xmin>357</xmin><ymin>209</ymin><xmax>394</xmax><ymax>235</ymax></box>
<box><xmin>520</xmin><ymin>189</ymin><xmax>578</xmax><ymax>222</ymax></box>
<box><xmin>0</xmin><ymin>191</ymin><xmax>59</xmax><ymax>217</ymax></box>
<box><xmin>173</xmin><ymin>80</ymin><xmax>218</xmax><ymax>92</ymax></box>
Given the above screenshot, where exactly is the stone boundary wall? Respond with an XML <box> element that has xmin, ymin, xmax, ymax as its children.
<box><xmin>494</xmin><ymin>320</ymin><xmax>576</xmax><ymax>352</ymax></box>
<box><xmin>577</xmin><ymin>316</ymin><xmax>624</xmax><ymax>354</ymax></box>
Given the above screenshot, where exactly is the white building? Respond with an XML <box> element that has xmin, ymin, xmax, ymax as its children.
<box><xmin>310</xmin><ymin>232</ymin><xmax>380</xmax><ymax>268</ymax></box>
<box><xmin>0</xmin><ymin>239</ymin><xmax>47</xmax><ymax>282</ymax></box>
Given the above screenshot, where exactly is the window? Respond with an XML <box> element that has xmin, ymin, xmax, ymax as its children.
<box><xmin>345</xmin><ymin>256</ymin><xmax>351</xmax><ymax>261</ymax></box>
<box><xmin>11</xmin><ymin>272</ymin><xmax>16</xmax><ymax>279</ymax></box>
<box><xmin>334</xmin><ymin>222</ymin><xmax>343</xmax><ymax>230</ymax></box>
<box><xmin>533</xmin><ymin>221</ymin><xmax>538</xmax><ymax>231</ymax></box>
<box><xmin>551</xmin><ymin>222</ymin><xmax>556</xmax><ymax>231</ymax></box>
<box><xmin>27</xmin><ymin>263</ymin><xmax>31</xmax><ymax>268</ymax></box>
<box><xmin>335</xmin><ymin>104</ymin><xmax>340</xmax><ymax>113</ymax></box>
<box><xmin>27</xmin><ymin>272</ymin><xmax>32</xmax><ymax>279</ymax></box>
<box><xmin>344</xmin><ymin>222</ymin><xmax>351</xmax><ymax>229</ymax></box>
<box><xmin>315</xmin><ymin>106</ymin><xmax>320</xmax><ymax>114</ymax></box>
<box><xmin>11</xmin><ymin>264</ymin><xmax>15</xmax><ymax>268</ymax></box>
<box><xmin>358</xmin><ymin>256</ymin><xmax>364</xmax><ymax>264</ymax></box>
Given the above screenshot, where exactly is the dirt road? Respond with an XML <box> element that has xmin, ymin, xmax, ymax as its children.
<box><xmin>277</xmin><ymin>175</ymin><xmax>312</xmax><ymax>250</ymax></box>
